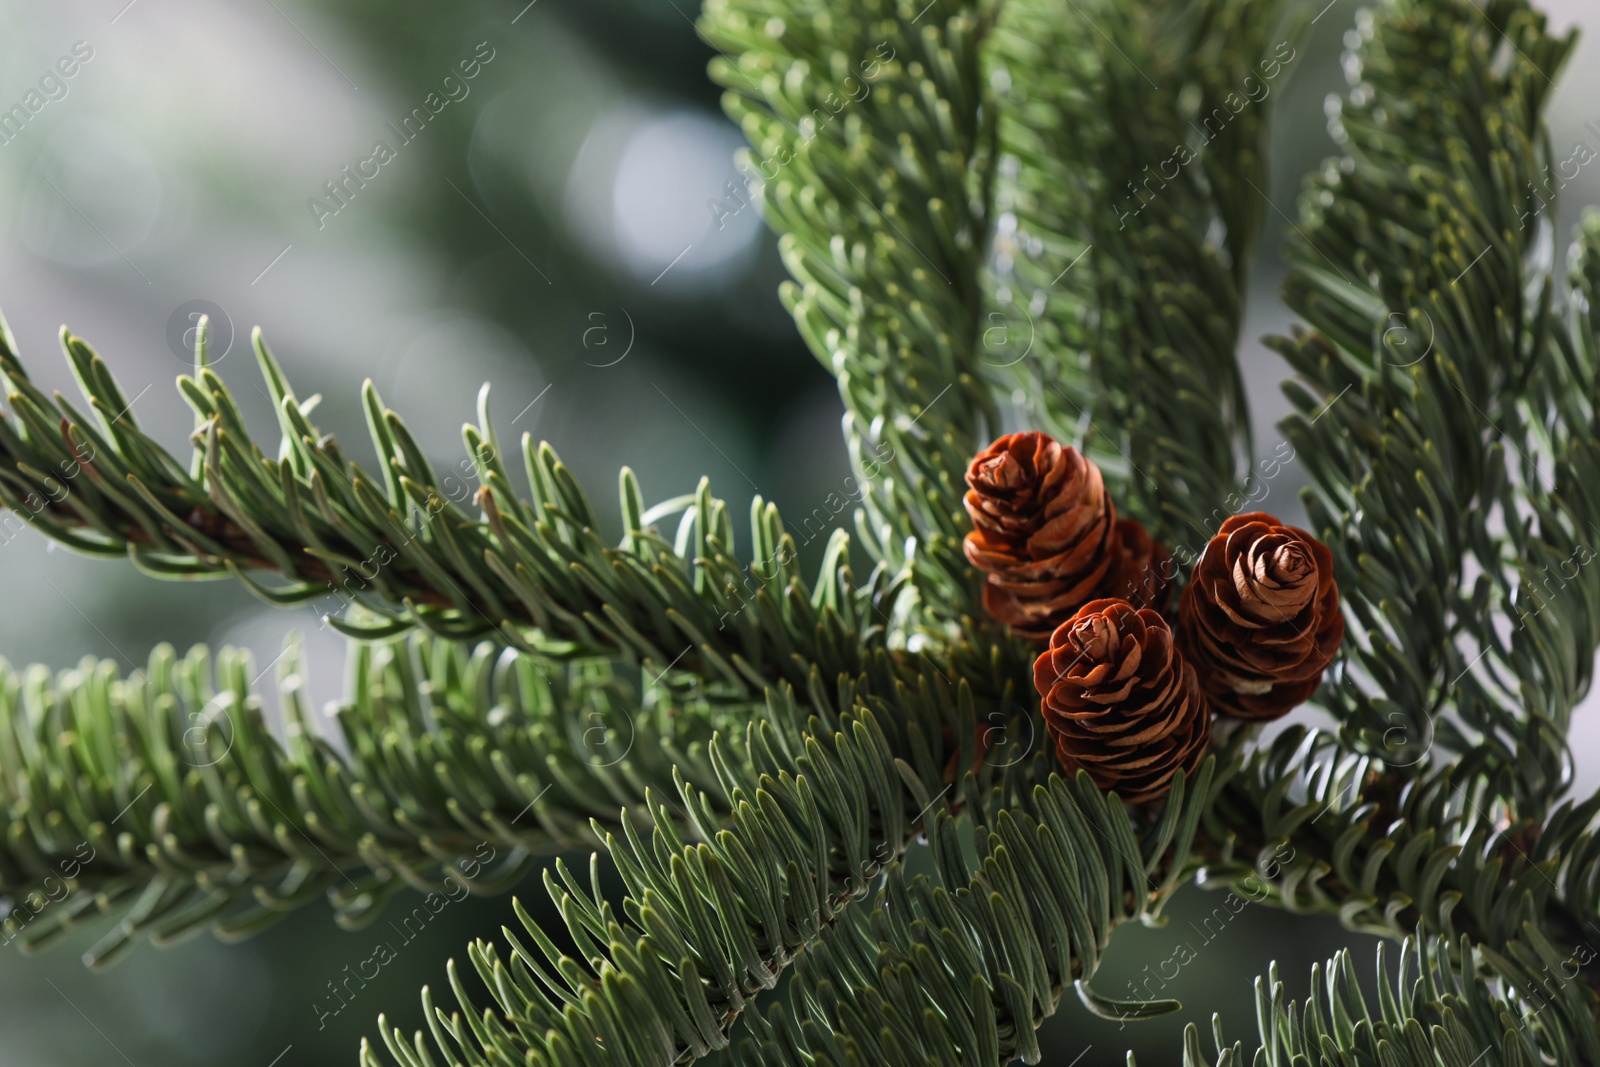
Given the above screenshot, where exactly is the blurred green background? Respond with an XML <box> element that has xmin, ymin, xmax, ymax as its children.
<box><xmin>0</xmin><ymin>0</ymin><xmax>1594</xmax><ymax>1063</ymax></box>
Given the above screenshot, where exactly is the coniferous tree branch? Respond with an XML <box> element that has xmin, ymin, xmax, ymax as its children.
<box><xmin>718</xmin><ymin>6</ymin><xmax>1600</xmax><ymax>1054</ymax></box>
<box><xmin>347</xmin><ymin>0</ymin><xmax>1600</xmax><ymax>1063</ymax></box>
<box><xmin>699</xmin><ymin>0</ymin><xmax>1003</xmax><ymax>634</ymax></box>
<box><xmin>1271</xmin><ymin>0</ymin><xmax>1587</xmax><ymax>812</ymax></box>
<box><xmin>1180</xmin><ymin>934</ymin><xmax>1600</xmax><ymax>1066</ymax></box>
<box><xmin>991</xmin><ymin>0</ymin><xmax>1287</xmax><ymax>547</ymax></box>
<box><xmin>0</xmin><ymin>634</ymin><xmax>765</xmax><ymax>965</ymax></box>
<box><xmin>369</xmin><ymin>712</ymin><xmax>1600</xmax><ymax>1067</ymax></box>
<box><xmin>726</xmin><ymin>720</ymin><xmax>1600</xmax><ymax>1067</ymax></box>
<box><xmin>0</xmin><ymin>319</ymin><xmax>899</xmax><ymax>705</ymax></box>
<box><xmin>1202</xmin><ymin>725</ymin><xmax>1600</xmax><ymax>998</ymax></box>
<box><xmin>719</xmin><ymin>757</ymin><xmax>1222</xmax><ymax>1066</ymax></box>
<box><xmin>0</xmin><ymin>0</ymin><xmax>1596</xmax><ymax>1064</ymax></box>
<box><xmin>359</xmin><ymin>668</ymin><xmax>986</xmax><ymax>1067</ymax></box>
<box><xmin>714</xmin><ymin>699</ymin><xmax>1600</xmax><ymax>1066</ymax></box>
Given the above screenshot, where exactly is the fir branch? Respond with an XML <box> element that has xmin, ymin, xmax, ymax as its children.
<box><xmin>359</xmin><ymin>669</ymin><xmax>984</xmax><ymax>1067</ymax></box>
<box><xmin>720</xmin><ymin>718</ymin><xmax>1600</xmax><ymax>1067</ymax></box>
<box><xmin>990</xmin><ymin>0</ymin><xmax>1290</xmax><ymax>546</ymax></box>
<box><xmin>1271</xmin><ymin>0</ymin><xmax>1587</xmax><ymax>810</ymax></box>
<box><xmin>699</xmin><ymin>0</ymin><xmax>1003</xmax><ymax>632</ymax></box>
<box><xmin>722</xmin><ymin>759</ymin><xmax>1219</xmax><ymax>1066</ymax></box>
<box><xmin>1179</xmin><ymin>934</ymin><xmax>1598</xmax><ymax>1066</ymax></box>
<box><xmin>0</xmin><ymin>635</ymin><xmax>750</xmax><ymax>965</ymax></box>
<box><xmin>2</xmin><ymin>1</ymin><xmax>1599</xmax><ymax>1066</ymax></box>
<box><xmin>0</xmin><ymin>319</ymin><xmax>896</xmax><ymax>702</ymax></box>
<box><xmin>1204</xmin><ymin>725</ymin><xmax>1600</xmax><ymax>1005</ymax></box>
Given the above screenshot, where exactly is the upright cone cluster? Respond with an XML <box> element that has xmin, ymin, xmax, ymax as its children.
<box><xmin>964</xmin><ymin>432</ymin><xmax>1343</xmax><ymax>804</ymax></box>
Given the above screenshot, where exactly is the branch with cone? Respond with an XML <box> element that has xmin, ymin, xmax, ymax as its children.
<box><xmin>964</xmin><ymin>432</ymin><xmax>1343</xmax><ymax>803</ymax></box>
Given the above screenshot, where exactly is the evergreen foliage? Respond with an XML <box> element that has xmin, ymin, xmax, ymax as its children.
<box><xmin>0</xmin><ymin>0</ymin><xmax>1597</xmax><ymax>1063</ymax></box>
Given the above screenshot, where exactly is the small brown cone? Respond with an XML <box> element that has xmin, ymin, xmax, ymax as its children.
<box><xmin>1176</xmin><ymin>511</ymin><xmax>1343</xmax><ymax>721</ymax></box>
<box><xmin>963</xmin><ymin>432</ymin><xmax>1121</xmax><ymax>641</ymax></box>
<box><xmin>1033</xmin><ymin>598</ymin><xmax>1210</xmax><ymax>805</ymax></box>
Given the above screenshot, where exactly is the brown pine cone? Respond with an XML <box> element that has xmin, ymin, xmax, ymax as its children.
<box><xmin>1106</xmin><ymin>517</ymin><xmax>1173</xmax><ymax>612</ymax></box>
<box><xmin>1033</xmin><ymin>598</ymin><xmax>1210</xmax><ymax>805</ymax></box>
<box><xmin>1177</xmin><ymin>511</ymin><xmax>1343</xmax><ymax>721</ymax></box>
<box><xmin>963</xmin><ymin>432</ymin><xmax>1122</xmax><ymax>641</ymax></box>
